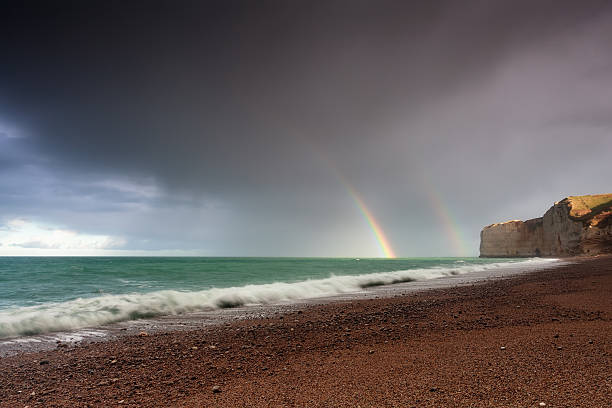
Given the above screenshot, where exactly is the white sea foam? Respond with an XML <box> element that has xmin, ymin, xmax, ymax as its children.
<box><xmin>0</xmin><ymin>258</ymin><xmax>557</xmax><ymax>338</ymax></box>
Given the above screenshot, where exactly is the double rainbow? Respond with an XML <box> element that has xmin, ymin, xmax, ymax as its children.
<box><xmin>340</xmin><ymin>172</ymin><xmax>470</xmax><ymax>258</ymax></box>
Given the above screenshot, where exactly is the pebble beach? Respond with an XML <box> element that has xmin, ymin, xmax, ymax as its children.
<box><xmin>0</xmin><ymin>256</ymin><xmax>610</xmax><ymax>407</ymax></box>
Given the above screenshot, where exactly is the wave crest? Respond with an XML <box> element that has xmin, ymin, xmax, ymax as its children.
<box><xmin>0</xmin><ymin>258</ymin><xmax>557</xmax><ymax>338</ymax></box>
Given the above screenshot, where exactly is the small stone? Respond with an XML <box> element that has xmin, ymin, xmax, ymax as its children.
<box><xmin>588</xmin><ymin>340</ymin><xmax>594</xmax><ymax>344</ymax></box>
<box><xmin>557</xmin><ymin>346</ymin><xmax>563</xmax><ymax>350</ymax></box>
<box><xmin>212</xmin><ymin>385</ymin><xmax>221</xmax><ymax>394</ymax></box>
<box><xmin>110</xmin><ymin>359</ymin><xmax>117</xmax><ymax>364</ymax></box>
<box><xmin>191</xmin><ymin>346</ymin><xmax>198</xmax><ymax>350</ymax></box>
<box><xmin>138</xmin><ymin>332</ymin><xmax>148</xmax><ymax>337</ymax></box>
<box><xmin>500</xmin><ymin>346</ymin><xmax>506</xmax><ymax>350</ymax></box>
<box><xmin>368</xmin><ymin>350</ymin><xmax>375</xmax><ymax>354</ymax></box>
<box><xmin>118</xmin><ymin>400</ymin><xmax>125</xmax><ymax>404</ymax></box>
<box><xmin>539</xmin><ymin>403</ymin><xmax>546</xmax><ymax>407</ymax></box>
<box><xmin>429</xmin><ymin>387</ymin><xmax>438</xmax><ymax>392</ymax></box>
<box><xmin>39</xmin><ymin>360</ymin><xmax>49</xmax><ymax>365</ymax></box>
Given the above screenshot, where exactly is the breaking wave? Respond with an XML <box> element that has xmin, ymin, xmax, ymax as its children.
<box><xmin>0</xmin><ymin>258</ymin><xmax>557</xmax><ymax>338</ymax></box>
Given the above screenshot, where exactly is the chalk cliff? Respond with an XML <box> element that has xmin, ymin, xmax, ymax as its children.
<box><xmin>480</xmin><ymin>194</ymin><xmax>612</xmax><ymax>257</ymax></box>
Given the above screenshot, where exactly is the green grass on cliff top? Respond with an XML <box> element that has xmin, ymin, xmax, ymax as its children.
<box><xmin>567</xmin><ymin>194</ymin><xmax>612</xmax><ymax>218</ymax></box>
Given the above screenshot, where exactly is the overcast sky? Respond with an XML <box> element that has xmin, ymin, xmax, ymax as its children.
<box><xmin>1</xmin><ymin>0</ymin><xmax>611</xmax><ymax>256</ymax></box>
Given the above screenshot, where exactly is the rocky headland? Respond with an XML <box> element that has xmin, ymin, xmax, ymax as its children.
<box><xmin>480</xmin><ymin>194</ymin><xmax>612</xmax><ymax>257</ymax></box>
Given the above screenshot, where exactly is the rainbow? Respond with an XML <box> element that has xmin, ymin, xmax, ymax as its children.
<box><xmin>346</xmin><ymin>185</ymin><xmax>397</xmax><ymax>258</ymax></box>
<box><xmin>421</xmin><ymin>182</ymin><xmax>469</xmax><ymax>257</ymax></box>
<box><xmin>234</xmin><ymin>102</ymin><xmax>398</xmax><ymax>258</ymax></box>
<box><xmin>303</xmin><ymin>144</ymin><xmax>397</xmax><ymax>258</ymax></box>
<box><xmin>333</xmin><ymin>172</ymin><xmax>397</xmax><ymax>259</ymax></box>
<box><xmin>226</xmin><ymin>102</ymin><xmax>465</xmax><ymax>257</ymax></box>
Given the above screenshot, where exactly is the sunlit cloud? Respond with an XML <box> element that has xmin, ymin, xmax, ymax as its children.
<box><xmin>0</xmin><ymin>219</ymin><xmax>126</xmax><ymax>255</ymax></box>
<box><xmin>94</xmin><ymin>179</ymin><xmax>161</xmax><ymax>200</ymax></box>
<box><xmin>0</xmin><ymin>119</ymin><xmax>24</xmax><ymax>139</ymax></box>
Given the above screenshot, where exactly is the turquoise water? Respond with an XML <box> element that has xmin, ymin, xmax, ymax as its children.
<box><xmin>0</xmin><ymin>257</ymin><xmax>542</xmax><ymax>338</ymax></box>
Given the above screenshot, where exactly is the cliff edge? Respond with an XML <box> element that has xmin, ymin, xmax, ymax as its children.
<box><xmin>480</xmin><ymin>194</ymin><xmax>612</xmax><ymax>257</ymax></box>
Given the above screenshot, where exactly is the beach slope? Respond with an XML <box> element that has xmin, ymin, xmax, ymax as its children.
<box><xmin>0</xmin><ymin>257</ymin><xmax>610</xmax><ymax>407</ymax></box>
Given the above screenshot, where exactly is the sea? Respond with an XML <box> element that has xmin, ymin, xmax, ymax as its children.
<box><xmin>0</xmin><ymin>257</ymin><xmax>558</xmax><ymax>341</ymax></box>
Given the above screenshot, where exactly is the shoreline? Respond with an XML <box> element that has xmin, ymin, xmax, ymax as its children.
<box><xmin>0</xmin><ymin>258</ymin><xmax>562</xmax><ymax>357</ymax></box>
<box><xmin>1</xmin><ymin>256</ymin><xmax>610</xmax><ymax>407</ymax></box>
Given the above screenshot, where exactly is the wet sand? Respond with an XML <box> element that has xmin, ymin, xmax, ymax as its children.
<box><xmin>0</xmin><ymin>256</ymin><xmax>610</xmax><ymax>407</ymax></box>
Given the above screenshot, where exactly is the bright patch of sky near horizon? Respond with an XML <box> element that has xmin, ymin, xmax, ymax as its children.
<box><xmin>0</xmin><ymin>219</ymin><xmax>126</xmax><ymax>255</ymax></box>
<box><xmin>1</xmin><ymin>0</ymin><xmax>611</xmax><ymax>256</ymax></box>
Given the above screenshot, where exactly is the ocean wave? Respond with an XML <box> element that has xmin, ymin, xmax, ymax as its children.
<box><xmin>0</xmin><ymin>258</ymin><xmax>557</xmax><ymax>338</ymax></box>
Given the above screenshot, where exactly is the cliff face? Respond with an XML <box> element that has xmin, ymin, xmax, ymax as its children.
<box><xmin>480</xmin><ymin>194</ymin><xmax>612</xmax><ymax>257</ymax></box>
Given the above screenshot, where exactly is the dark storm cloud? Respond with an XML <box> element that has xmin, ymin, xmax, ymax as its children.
<box><xmin>1</xmin><ymin>0</ymin><xmax>611</xmax><ymax>255</ymax></box>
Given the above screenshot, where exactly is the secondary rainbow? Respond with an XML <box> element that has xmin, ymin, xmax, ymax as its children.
<box><xmin>421</xmin><ymin>181</ymin><xmax>469</xmax><ymax>257</ymax></box>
